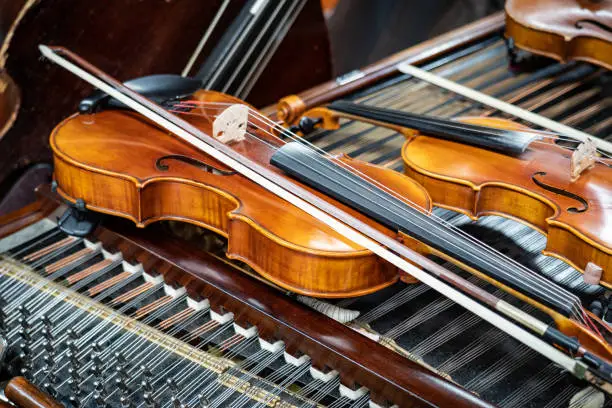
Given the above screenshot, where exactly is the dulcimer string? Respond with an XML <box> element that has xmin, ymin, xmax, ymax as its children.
<box><xmin>38</xmin><ymin>45</ymin><xmax>603</xmax><ymax>378</ymax></box>
<box><xmin>173</xmin><ymin>100</ymin><xmax>596</xmax><ymax>332</ymax></box>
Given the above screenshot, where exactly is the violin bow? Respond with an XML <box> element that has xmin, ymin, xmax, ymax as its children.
<box><xmin>396</xmin><ymin>62</ymin><xmax>612</xmax><ymax>155</ymax></box>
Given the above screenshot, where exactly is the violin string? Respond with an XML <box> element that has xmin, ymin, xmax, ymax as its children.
<box><xmin>241</xmin><ymin>124</ymin><xmax>586</xmax><ymax>322</ymax></box>
<box><xmin>171</xmin><ymin>102</ymin><xmax>590</xmax><ymax>327</ymax></box>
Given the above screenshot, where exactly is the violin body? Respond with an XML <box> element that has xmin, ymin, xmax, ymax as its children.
<box><xmin>50</xmin><ymin>91</ymin><xmax>431</xmax><ymax>298</ymax></box>
<box><xmin>505</xmin><ymin>0</ymin><xmax>612</xmax><ymax>69</ymax></box>
<box><xmin>401</xmin><ymin>117</ymin><xmax>612</xmax><ymax>288</ymax></box>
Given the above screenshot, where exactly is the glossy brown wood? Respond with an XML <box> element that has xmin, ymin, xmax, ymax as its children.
<box><xmin>399</xmin><ymin>118</ymin><xmax>612</xmax><ymax>286</ymax></box>
<box><xmin>505</xmin><ymin>0</ymin><xmax>612</xmax><ymax>70</ymax></box>
<box><xmin>49</xmin><ymin>90</ymin><xmax>432</xmax><ymax>298</ymax></box>
<box><xmin>265</xmin><ymin>11</ymin><xmax>505</xmax><ymax>119</ymax></box>
<box><xmin>0</xmin><ymin>0</ymin><xmax>331</xmax><ymax>198</ymax></box>
<box><xmin>4</xmin><ymin>377</ymin><xmax>63</xmax><ymax>408</ymax></box>
<box><xmin>0</xmin><ymin>194</ymin><xmax>55</xmax><ymax>239</ymax></box>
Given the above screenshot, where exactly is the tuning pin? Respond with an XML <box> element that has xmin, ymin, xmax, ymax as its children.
<box><xmin>198</xmin><ymin>393</ymin><xmax>210</xmax><ymax>408</ymax></box>
<box><xmin>41</xmin><ymin>326</ymin><xmax>54</xmax><ymax>341</ymax></box>
<box><xmin>43</xmin><ymin>339</ymin><xmax>55</xmax><ymax>354</ymax></box>
<box><xmin>93</xmin><ymin>392</ymin><xmax>107</xmax><ymax>408</ymax></box>
<box><xmin>68</xmin><ymin>388</ymin><xmax>82</xmax><ymax>407</ymax></box>
<box><xmin>143</xmin><ymin>391</ymin><xmax>159</xmax><ymax>408</ymax></box>
<box><xmin>166</xmin><ymin>378</ymin><xmax>178</xmax><ymax>394</ymax></box>
<box><xmin>17</xmin><ymin>327</ymin><xmax>31</xmax><ymax>343</ymax></box>
<box><xmin>43</xmin><ymin>381</ymin><xmax>58</xmax><ymax>398</ymax></box>
<box><xmin>93</xmin><ymin>340</ymin><xmax>105</xmax><ymax>353</ymax></box>
<box><xmin>171</xmin><ymin>396</ymin><xmax>186</xmax><ymax>408</ymax></box>
<box><xmin>120</xmin><ymin>395</ymin><xmax>133</xmax><ymax>408</ymax></box>
<box><xmin>17</xmin><ymin>305</ymin><xmax>30</xmax><ymax>318</ymax></box>
<box><xmin>66</xmin><ymin>328</ymin><xmax>79</xmax><ymax>341</ymax></box>
<box><xmin>115</xmin><ymin>376</ymin><xmax>128</xmax><ymax>395</ymax></box>
<box><xmin>41</xmin><ymin>314</ymin><xmax>53</xmax><ymax>327</ymax></box>
<box><xmin>166</xmin><ymin>378</ymin><xmax>185</xmax><ymax>408</ymax></box>
<box><xmin>140</xmin><ymin>365</ymin><xmax>153</xmax><ymax>393</ymax></box>
<box><xmin>18</xmin><ymin>349</ymin><xmax>32</xmax><ymax>379</ymax></box>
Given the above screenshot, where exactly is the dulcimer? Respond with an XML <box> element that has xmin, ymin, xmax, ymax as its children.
<box><xmin>40</xmin><ymin>45</ymin><xmax>611</xmax><ymax>389</ymax></box>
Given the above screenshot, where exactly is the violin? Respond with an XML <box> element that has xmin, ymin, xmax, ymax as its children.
<box><xmin>42</xmin><ymin>46</ymin><xmax>612</xmax><ymax>383</ymax></box>
<box><xmin>505</xmin><ymin>0</ymin><xmax>612</xmax><ymax>70</ymax></box>
<box><xmin>298</xmin><ymin>101</ymin><xmax>612</xmax><ymax>290</ymax></box>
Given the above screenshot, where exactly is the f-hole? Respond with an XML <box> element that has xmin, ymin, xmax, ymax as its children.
<box><xmin>531</xmin><ymin>171</ymin><xmax>589</xmax><ymax>213</ymax></box>
<box><xmin>575</xmin><ymin>19</ymin><xmax>612</xmax><ymax>34</ymax></box>
<box><xmin>155</xmin><ymin>154</ymin><xmax>236</xmax><ymax>176</ymax></box>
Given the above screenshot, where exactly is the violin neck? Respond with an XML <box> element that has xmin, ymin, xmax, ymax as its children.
<box><xmin>271</xmin><ymin>141</ymin><xmax>575</xmax><ymax>317</ymax></box>
<box><xmin>327</xmin><ymin>100</ymin><xmax>536</xmax><ymax>155</ymax></box>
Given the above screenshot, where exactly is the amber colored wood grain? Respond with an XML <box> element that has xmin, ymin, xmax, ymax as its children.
<box><xmin>92</xmin><ymin>211</ymin><xmax>494</xmax><ymax>407</ymax></box>
<box><xmin>301</xmin><ymin>109</ymin><xmax>612</xmax><ymax>362</ymax></box>
<box><xmin>505</xmin><ymin>0</ymin><xmax>612</xmax><ymax>70</ymax></box>
<box><xmin>48</xmin><ymin>90</ymin><xmax>435</xmax><ymax>298</ymax></box>
<box><xmin>0</xmin><ymin>195</ymin><xmax>56</xmax><ymax>239</ymax></box>
<box><xmin>4</xmin><ymin>377</ymin><xmax>63</xmax><ymax>408</ymax></box>
<box><xmin>0</xmin><ymin>186</ymin><xmax>495</xmax><ymax>408</ymax></box>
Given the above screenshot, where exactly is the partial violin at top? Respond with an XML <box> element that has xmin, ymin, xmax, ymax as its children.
<box><xmin>505</xmin><ymin>0</ymin><xmax>612</xmax><ymax>70</ymax></box>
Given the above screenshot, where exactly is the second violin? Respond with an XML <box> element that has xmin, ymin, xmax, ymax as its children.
<box><xmin>296</xmin><ymin>100</ymin><xmax>612</xmax><ymax>290</ymax></box>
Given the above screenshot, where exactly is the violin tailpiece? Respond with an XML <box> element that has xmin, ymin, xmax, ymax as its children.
<box><xmin>570</xmin><ymin>138</ymin><xmax>597</xmax><ymax>181</ymax></box>
<box><xmin>212</xmin><ymin>104</ymin><xmax>249</xmax><ymax>144</ymax></box>
<box><xmin>583</xmin><ymin>262</ymin><xmax>603</xmax><ymax>286</ymax></box>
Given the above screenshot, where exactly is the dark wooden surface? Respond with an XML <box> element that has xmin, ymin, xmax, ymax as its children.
<box><xmin>95</xmin><ymin>209</ymin><xmax>494</xmax><ymax>407</ymax></box>
<box><xmin>4</xmin><ymin>376</ymin><xmax>63</xmax><ymax>408</ymax></box>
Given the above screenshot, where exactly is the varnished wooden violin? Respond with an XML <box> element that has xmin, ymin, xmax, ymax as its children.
<box><xmin>41</xmin><ymin>45</ymin><xmax>612</xmax><ymax>385</ymax></box>
<box><xmin>299</xmin><ymin>100</ymin><xmax>612</xmax><ymax>291</ymax></box>
<box><xmin>505</xmin><ymin>0</ymin><xmax>612</xmax><ymax>70</ymax></box>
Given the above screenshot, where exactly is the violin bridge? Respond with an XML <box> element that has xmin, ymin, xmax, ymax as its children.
<box><xmin>213</xmin><ymin>104</ymin><xmax>249</xmax><ymax>144</ymax></box>
<box><xmin>570</xmin><ymin>138</ymin><xmax>597</xmax><ymax>181</ymax></box>
<box><xmin>583</xmin><ymin>262</ymin><xmax>603</xmax><ymax>286</ymax></box>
